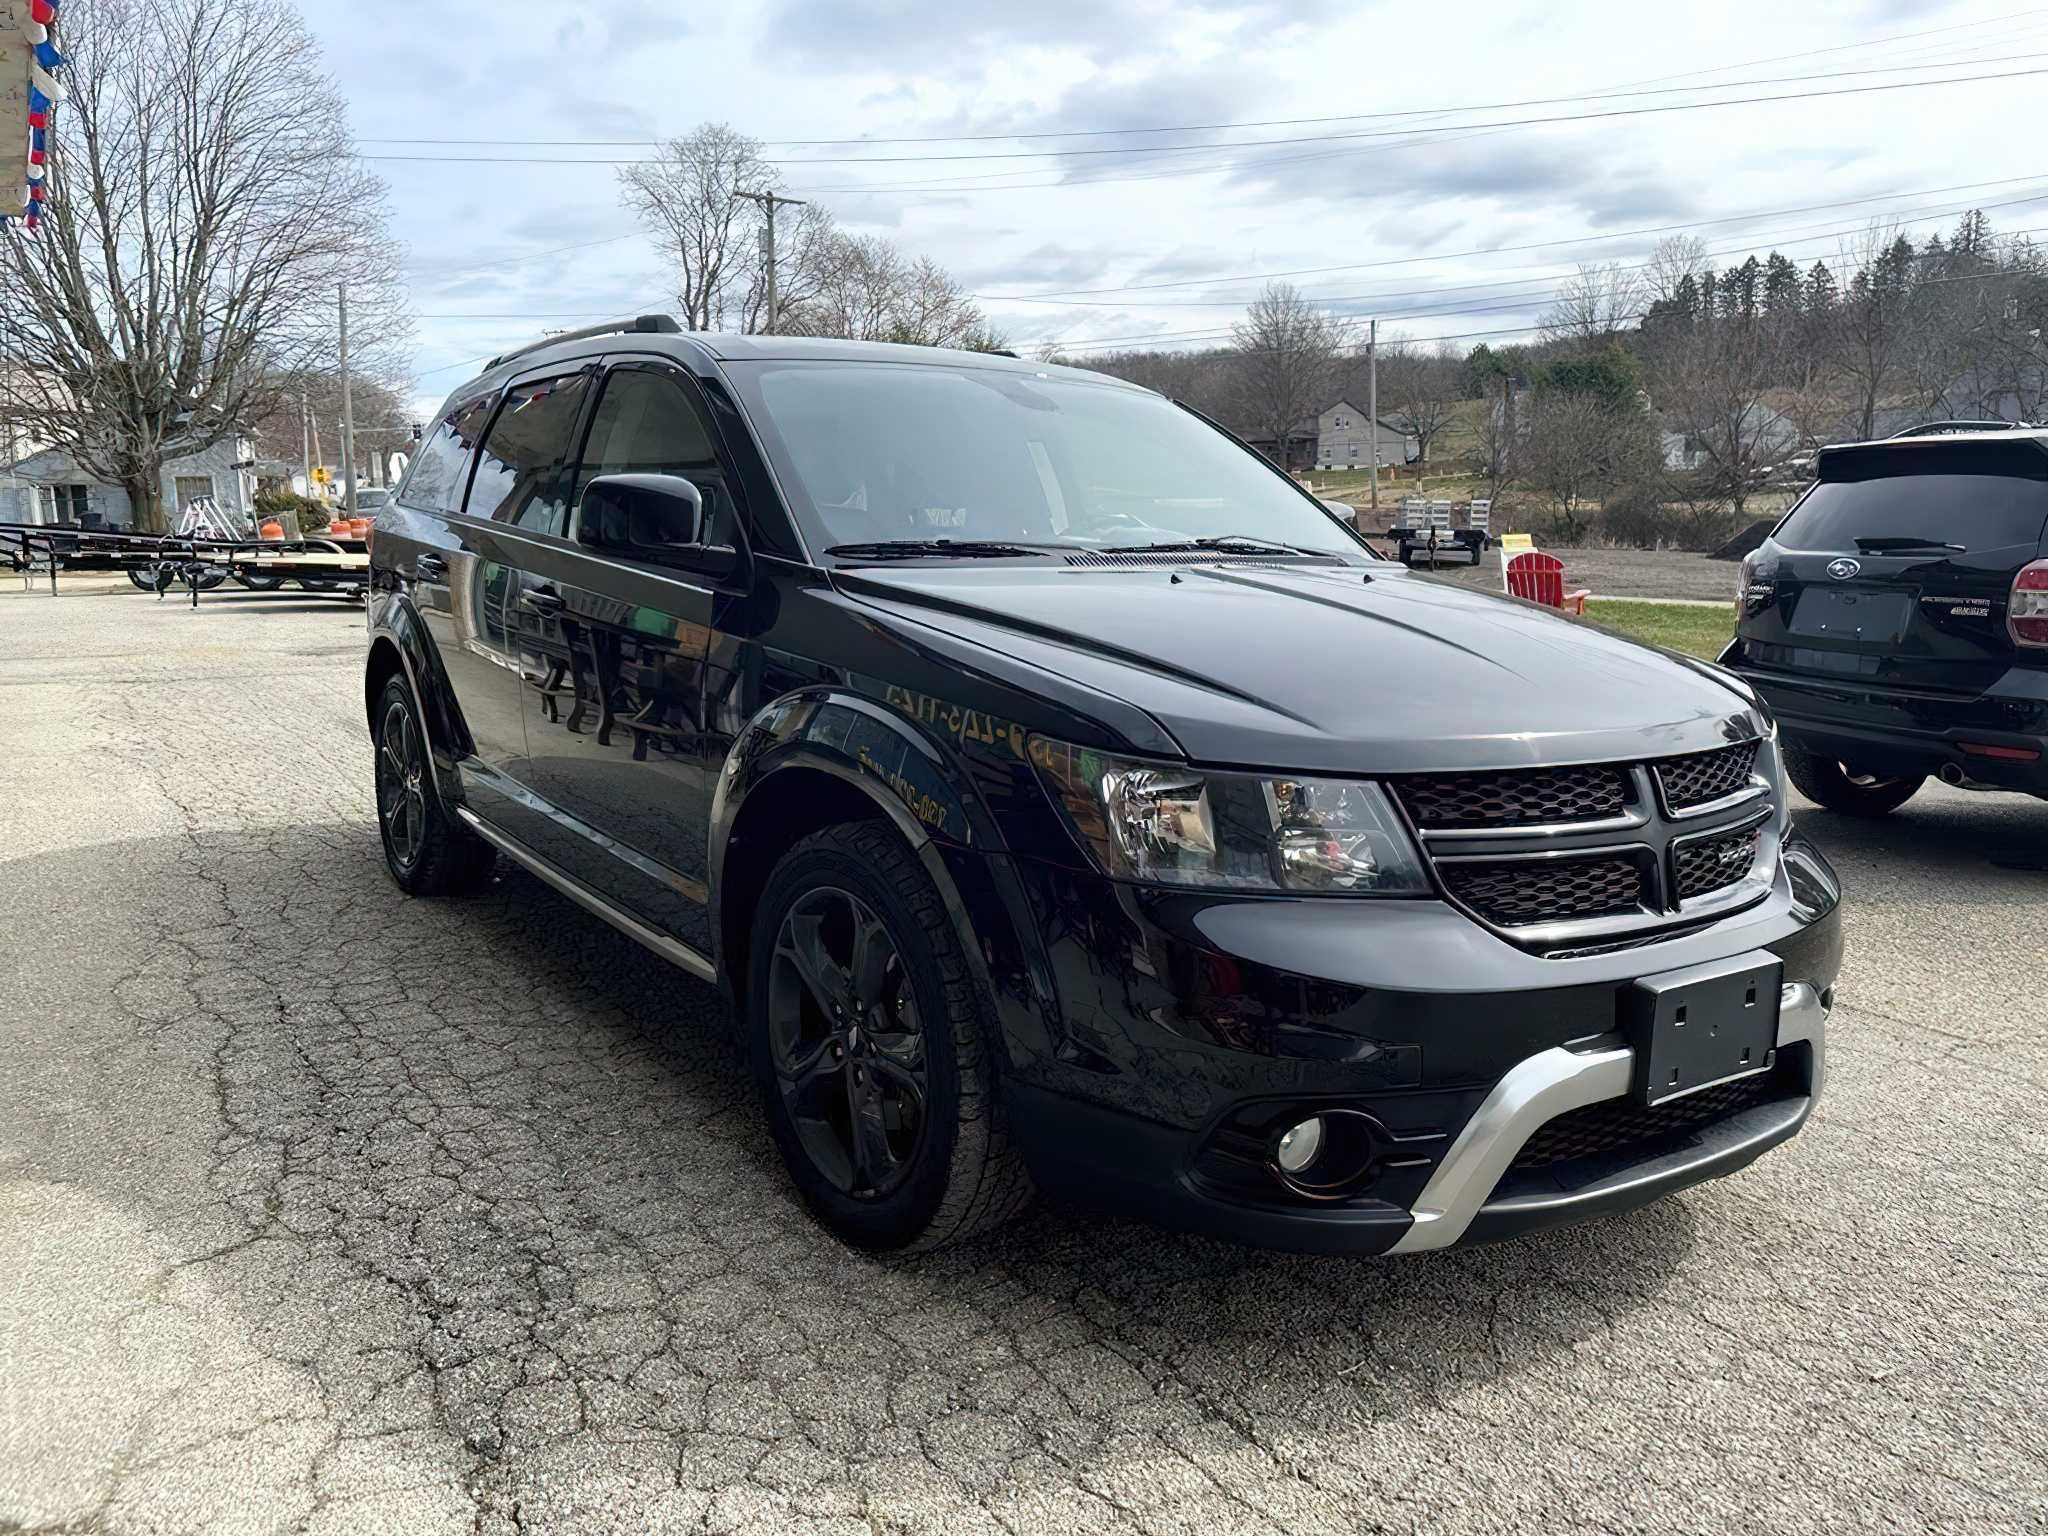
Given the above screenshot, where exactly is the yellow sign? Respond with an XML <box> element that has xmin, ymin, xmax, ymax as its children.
<box><xmin>1499</xmin><ymin>532</ymin><xmax>1534</xmax><ymax>556</ymax></box>
<box><xmin>310</xmin><ymin>467</ymin><xmax>331</xmax><ymax>485</ymax></box>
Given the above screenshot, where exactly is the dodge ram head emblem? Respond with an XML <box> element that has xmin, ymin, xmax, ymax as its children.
<box><xmin>1827</xmin><ymin>558</ymin><xmax>1862</xmax><ymax>581</ymax></box>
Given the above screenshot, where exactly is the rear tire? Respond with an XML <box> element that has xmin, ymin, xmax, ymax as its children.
<box><xmin>1783</xmin><ymin>746</ymin><xmax>1925</xmax><ymax>817</ymax></box>
<box><xmin>746</xmin><ymin>822</ymin><xmax>1032</xmax><ymax>1253</ymax></box>
<box><xmin>235</xmin><ymin>573</ymin><xmax>287</xmax><ymax>591</ymax></box>
<box><xmin>372</xmin><ymin>675</ymin><xmax>496</xmax><ymax>894</ymax></box>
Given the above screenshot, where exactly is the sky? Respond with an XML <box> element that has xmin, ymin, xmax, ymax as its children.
<box><xmin>292</xmin><ymin>0</ymin><xmax>2048</xmax><ymax>414</ymax></box>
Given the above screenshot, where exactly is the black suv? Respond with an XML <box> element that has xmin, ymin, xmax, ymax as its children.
<box><xmin>365</xmin><ymin>317</ymin><xmax>1841</xmax><ymax>1255</ymax></box>
<box><xmin>1724</xmin><ymin>430</ymin><xmax>2048</xmax><ymax>815</ymax></box>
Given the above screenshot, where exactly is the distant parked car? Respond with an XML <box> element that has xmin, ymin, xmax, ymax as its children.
<box><xmin>1888</xmin><ymin>419</ymin><xmax>2032</xmax><ymax>439</ymax></box>
<box><xmin>1725</xmin><ymin>428</ymin><xmax>2048</xmax><ymax>815</ymax></box>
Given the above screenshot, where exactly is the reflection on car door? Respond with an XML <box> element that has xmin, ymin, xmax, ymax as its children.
<box><xmin>436</xmin><ymin>368</ymin><xmax>599</xmax><ymax>852</ymax></box>
<box><xmin>400</xmin><ymin>392</ymin><xmax>531</xmax><ymax>825</ymax></box>
<box><xmin>502</xmin><ymin>361</ymin><xmax>739</xmax><ymax>954</ymax></box>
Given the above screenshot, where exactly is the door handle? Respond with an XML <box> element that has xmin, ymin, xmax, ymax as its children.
<box><xmin>519</xmin><ymin>586</ymin><xmax>565</xmax><ymax>615</ymax></box>
<box><xmin>414</xmin><ymin>553</ymin><xmax>447</xmax><ymax>581</ymax></box>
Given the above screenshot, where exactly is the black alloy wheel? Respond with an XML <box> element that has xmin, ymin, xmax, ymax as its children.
<box><xmin>376</xmin><ymin>694</ymin><xmax>430</xmax><ymax>878</ymax></box>
<box><xmin>746</xmin><ymin>822</ymin><xmax>1032</xmax><ymax>1252</ymax></box>
<box><xmin>371</xmin><ymin>675</ymin><xmax>496</xmax><ymax>895</ymax></box>
<box><xmin>766</xmin><ymin>886</ymin><xmax>930</xmax><ymax>1201</ymax></box>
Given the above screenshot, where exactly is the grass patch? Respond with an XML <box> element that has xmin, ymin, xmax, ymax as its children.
<box><xmin>1583</xmin><ymin>598</ymin><xmax>1735</xmax><ymax>660</ymax></box>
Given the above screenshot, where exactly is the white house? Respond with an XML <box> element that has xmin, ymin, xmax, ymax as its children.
<box><xmin>0</xmin><ymin>434</ymin><xmax>261</xmax><ymax>529</ymax></box>
<box><xmin>1313</xmin><ymin>400</ymin><xmax>1418</xmax><ymax>471</ymax></box>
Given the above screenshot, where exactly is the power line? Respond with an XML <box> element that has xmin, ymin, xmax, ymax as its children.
<box><xmin>1045</xmin><ymin>248</ymin><xmax>2048</xmax><ymax>357</ymax></box>
<box><xmin>985</xmin><ymin>184</ymin><xmax>2039</xmax><ymax>302</ymax></box>
<box><xmin>357</xmin><ymin>66</ymin><xmax>2048</xmax><ymax>169</ymax></box>
<box><xmin>976</xmin><ymin>182</ymin><xmax>2048</xmax><ymax>313</ymax></box>
<box><xmin>357</xmin><ymin>44</ymin><xmax>2047</xmax><ymax>151</ymax></box>
<box><xmin>775</xmin><ymin>65</ymin><xmax>2048</xmax><ymax>198</ymax></box>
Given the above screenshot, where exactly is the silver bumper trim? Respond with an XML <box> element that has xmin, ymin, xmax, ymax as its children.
<box><xmin>1389</xmin><ymin>979</ymin><xmax>1826</xmax><ymax>1253</ymax></box>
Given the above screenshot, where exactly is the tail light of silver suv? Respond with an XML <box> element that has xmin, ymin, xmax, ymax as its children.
<box><xmin>2010</xmin><ymin>559</ymin><xmax>2048</xmax><ymax>648</ymax></box>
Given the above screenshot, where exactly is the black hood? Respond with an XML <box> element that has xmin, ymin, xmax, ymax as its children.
<box><xmin>835</xmin><ymin>561</ymin><xmax>1761</xmax><ymax>773</ymax></box>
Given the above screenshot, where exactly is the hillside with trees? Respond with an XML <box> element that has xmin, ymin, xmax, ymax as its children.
<box><xmin>1075</xmin><ymin>212</ymin><xmax>2048</xmax><ymax>548</ymax></box>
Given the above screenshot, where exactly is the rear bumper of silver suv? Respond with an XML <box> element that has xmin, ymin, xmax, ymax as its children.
<box><xmin>1392</xmin><ymin>981</ymin><xmax>1827</xmax><ymax>1252</ymax></box>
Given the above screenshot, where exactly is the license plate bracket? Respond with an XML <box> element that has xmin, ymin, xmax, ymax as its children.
<box><xmin>1788</xmin><ymin>587</ymin><xmax>1913</xmax><ymax>644</ymax></box>
<box><xmin>1626</xmin><ymin>952</ymin><xmax>1783</xmax><ymax>1107</ymax></box>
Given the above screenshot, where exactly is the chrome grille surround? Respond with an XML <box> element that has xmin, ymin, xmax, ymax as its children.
<box><xmin>1398</xmin><ymin>732</ymin><xmax>1778</xmax><ymax>954</ymax></box>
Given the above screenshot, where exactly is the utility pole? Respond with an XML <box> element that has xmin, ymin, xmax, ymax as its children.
<box><xmin>299</xmin><ymin>391</ymin><xmax>312</xmax><ymax>493</ymax></box>
<box><xmin>738</xmin><ymin>190</ymin><xmax>807</xmax><ymax>335</ymax></box>
<box><xmin>338</xmin><ymin>282</ymin><xmax>358</xmax><ymax>517</ymax></box>
<box><xmin>1366</xmin><ymin>316</ymin><xmax>1380</xmax><ymax>521</ymax></box>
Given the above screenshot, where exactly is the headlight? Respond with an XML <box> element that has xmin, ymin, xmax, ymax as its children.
<box><xmin>1031</xmin><ymin>739</ymin><xmax>1429</xmax><ymax>894</ymax></box>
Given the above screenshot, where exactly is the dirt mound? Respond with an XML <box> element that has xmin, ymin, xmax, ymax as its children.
<box><xmin>1711</xmin><ymin>518</ymin><xmax>1778</xmax><ymax>561</ymax></box>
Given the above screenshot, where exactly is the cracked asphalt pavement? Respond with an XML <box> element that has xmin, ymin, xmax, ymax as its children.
<box><xmin>1</xmin><ymin>586</ymin><xmax>2044</xmax><ymax>1535</ymax></box>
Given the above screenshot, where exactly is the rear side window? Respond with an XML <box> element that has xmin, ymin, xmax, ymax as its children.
<box><xmin>1780</xmin><ymin>443</ymin><xmax>2048</xmax><ymax>553</ymax></box>
<box><xmin>396</xmin><ymin>395</ymin><xmax>495</xmax><ymax>515</ymax></box>
<box><xmin>467</xmin><ymin>374</ymin><xmax>593</xmax><ymax>536</ymax></box>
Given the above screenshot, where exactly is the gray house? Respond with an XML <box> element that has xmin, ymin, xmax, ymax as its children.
<box><xmin>0</xmin><ymin>434</ymin><xmax>260</xmax><ymax>529</ymax></box>
<box><xmin>1661</xmin><ymin>405</ymin><xmax>1801</xmax><ymax>472</ymax></box>
<box><xmin>1314</xmin><ymin>401</ymin><xmax>1417</xmax><ymax>471</ymax></box>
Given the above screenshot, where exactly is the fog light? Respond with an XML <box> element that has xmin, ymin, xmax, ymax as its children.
<box><xmin>1275</xmin><ymin>1116</ymin><xmax>1324</xmax><ymax>1174</ymax></box>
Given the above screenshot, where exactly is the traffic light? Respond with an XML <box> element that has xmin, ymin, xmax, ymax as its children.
<box><xmin>310</xmin><ymin>466</ymin><xmax>331</xmax><ymax>486</ymax></box>
<box><xmin>409</xmin><ymin>422</ymin><xmax>424</xmax><ymax>442</ymax></box>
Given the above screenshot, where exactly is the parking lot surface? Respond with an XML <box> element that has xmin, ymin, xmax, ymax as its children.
<box><xmin>2</xmin><ymin>587</ymin><xmax>2043</xmax><ymax>1536</ymax></box>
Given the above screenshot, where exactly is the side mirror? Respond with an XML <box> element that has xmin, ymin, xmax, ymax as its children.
<box><xmin>578</xmin><ymin>474</ymin><xmax>705</xmax><ymax>551</ymax></box>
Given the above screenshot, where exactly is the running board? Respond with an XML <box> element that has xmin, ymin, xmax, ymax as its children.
<box><xmin>453</xmin><ymin>806</ymin><xmax>718</xmax><ymax>984</ymax></box>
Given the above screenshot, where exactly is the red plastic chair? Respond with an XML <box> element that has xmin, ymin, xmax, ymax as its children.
<box><xmin>1506</xmin><ymin>550</ymin><xmax>1590</xmax><ymax>615</ymax></box>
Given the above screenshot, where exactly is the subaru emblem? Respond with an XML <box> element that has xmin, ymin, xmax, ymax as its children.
<box><xmin>1827</xmin><ymin>558</ymin><xmax>1861</xmax><ymax>581</ymax></box>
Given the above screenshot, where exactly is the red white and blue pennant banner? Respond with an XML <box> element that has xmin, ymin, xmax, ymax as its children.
<box><xmin>1</xmin><ymin>0</ymin><xmax>62</xmax><ymax>228</ymax></box>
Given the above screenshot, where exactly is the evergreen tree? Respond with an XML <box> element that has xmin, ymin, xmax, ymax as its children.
<box><xmin>1763</xmin><ymin>252</ymin><xmax>1803</xmax><ymax>316</ymax></box>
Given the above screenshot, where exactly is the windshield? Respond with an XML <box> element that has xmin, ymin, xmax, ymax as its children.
<box><xmin>728</xmin><ymin>359</ymin><xmax>1357</xmax><ymax>560</ymax></box>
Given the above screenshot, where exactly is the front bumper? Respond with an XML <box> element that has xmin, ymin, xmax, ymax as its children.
<box><xmin>1001</xmin><ymin>832</ymin><xmax>1841</xmax><ymax>1256</ymax></box>
<box><xmin>1393</xmin><ymin>980</ymin><xmax>1823</xmax><ymax>1251</ymax></box>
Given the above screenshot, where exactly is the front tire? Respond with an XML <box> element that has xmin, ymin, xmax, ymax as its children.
<box><xmin>1783</xmin><ymin>746</ymin><xmax>1925</xmax><ymax>817</ymax></box>
<box><xmin>746</xmin><ymin>822</ymin><xmax>1032</xmax><ymax>1252</ymax></box>
<box><xmin>372</xmin><ymin>675</ymin><xmax>496</xmax><ymax>894</ymax></box>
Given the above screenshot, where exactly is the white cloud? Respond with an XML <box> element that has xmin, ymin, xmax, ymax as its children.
<box><xmin>295</xmin><ymin>0</ymin><xmax>2041</xmax><ymax>404</ymax></box>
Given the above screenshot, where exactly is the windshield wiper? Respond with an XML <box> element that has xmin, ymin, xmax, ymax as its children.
<box><xmin>1853</xmin><ymin>536</ymin><xmax>1967</xmax><ymax>552</ymax></box>
<box><xmin>825</xmin><ymin>539</ymin><xmax>1055</xmax><ymax>561</ymax></box>
<box><xmin>1100</xmin><ymin>535</ymin><xmax>1332</xmax><ymax>557</ymax></box>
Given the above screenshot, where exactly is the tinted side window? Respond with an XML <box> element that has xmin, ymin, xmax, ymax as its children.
<box><xmin>467</xmin><ymin>374</ymin><xmax>592</xmax><ymax>536</ymax></box>
<box><xmin>573</xmin><ymin>369</ymin><xmax>739</xmax><ymax>543</ymax></box>
<box><xmin>396</xmin><ymin>396</ymin><xmax>495</xmax><ymax>515</ymax></box>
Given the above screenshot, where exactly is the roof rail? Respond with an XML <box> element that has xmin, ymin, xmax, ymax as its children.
<box><xmin>486</xmin><ymin>314</ymin><xmax>681</xmax><ymax>371</ymax></box>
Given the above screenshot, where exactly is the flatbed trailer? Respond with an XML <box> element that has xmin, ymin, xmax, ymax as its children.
<box><xmin>2</xmin><ymin>525</ymin><xmax>369</xmax><ymax>604</ymax></box>
<box><xmin>1384</xmin><ymin>497</ymin><xmax>1492</xmax><ymax>568</ymax></box>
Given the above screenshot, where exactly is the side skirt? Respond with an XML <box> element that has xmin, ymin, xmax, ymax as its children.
<box><xmin>453</xmin><ymin>805</ymin><xmax>719</xmax><ymax>985</ymax></box>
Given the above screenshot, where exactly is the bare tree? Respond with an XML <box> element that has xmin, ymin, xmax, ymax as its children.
<box><xmin>1231</xmin><ymin>283</ymin><xmax>1346</xmax><ymax>469</ymax></box>
<box><xmin>1378</xmin><ymin>345</ymin><xmax>1460</xmax><ymax>464</ymax></box>
<box><xmin>0</xmin><ymin>0</ymin><xmax>405</xmax><ymax>531</ymax></box>
<box><xmin>1825</xmin><ymin>225</ymin><xmax>1921</xmax><ymax>440</ymax></box>
<box><xmin>618</xmin><ymin>124</ymin><xmax>776</xmax><ymax>331</ymax></box>
<box><xmin>1645</xmin><ymin>235</ymin><xmax>1710</xmax><ymax>307</ymax></box>
<box><xmin>1541</xmin><ymin>261</ymin><xmax>1646</xmax><ymax>345</ymax></box>
<box><xmin>787</xmin><ymin>235</ymin><xmax>1000</xmax><ymax>350</ymax></box>
<box><xmin>1648</xmin><ymin>314</ymin><xmax>1781</xmax><ymax>518</ymax></box>
<box><xmin>1475</xmin><ymin>378</ymin><xmax>1521</xmax><ymax>502</ymax></box>
<box><xmin>1522</xmin><ymin>393</ymin><xmax>1660</xmax><ymax>544</ymax></box>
